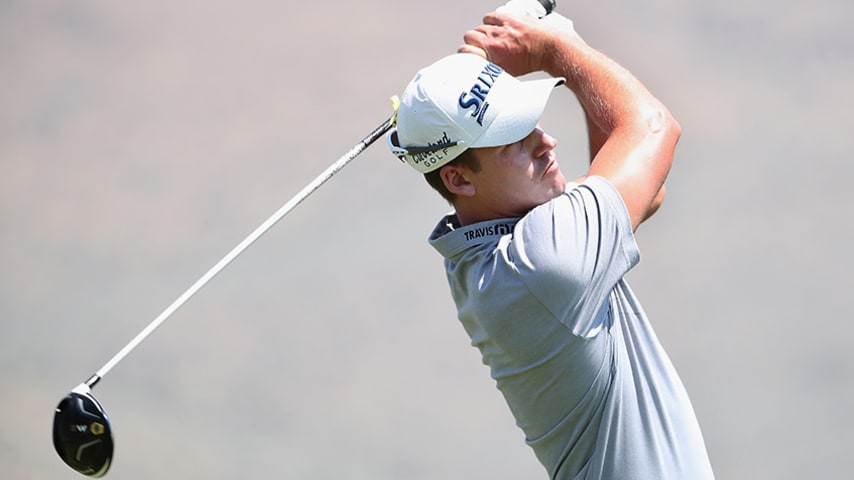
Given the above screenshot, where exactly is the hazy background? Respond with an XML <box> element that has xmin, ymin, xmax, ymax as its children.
<box><xmin>2</xmin><ymin>0</ymin><xmax>852</xmax><ymax>478</ymax></box>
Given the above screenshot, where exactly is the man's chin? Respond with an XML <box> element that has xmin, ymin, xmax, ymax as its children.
<box><xmin>551</xmin><ymin>175</ymin><xmax>568</xmax><ymax>196</ymax></box>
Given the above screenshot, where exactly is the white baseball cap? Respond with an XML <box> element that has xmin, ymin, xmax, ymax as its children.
<box><xmin>387</xmin><ymin>53</ymin><xmax>564</xmax><ymax>174</ymax></box>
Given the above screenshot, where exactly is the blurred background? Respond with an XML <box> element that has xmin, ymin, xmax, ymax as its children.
<box><xmin>2</xmin><ymin>0</ymin><xmax>852</xmax><ymax>478</ymax></box>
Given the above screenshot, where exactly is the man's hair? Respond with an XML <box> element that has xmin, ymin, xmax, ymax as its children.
<box><xmin>424</xmin><ymin>149</ymin><xmax>481</xmax><ymax>204</ymax></box>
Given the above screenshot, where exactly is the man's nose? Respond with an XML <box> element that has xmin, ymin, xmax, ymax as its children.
<box><xmin>531</xmin><ymin>127</ymin><xmax>557</xmax><ymax>155</ymax></box>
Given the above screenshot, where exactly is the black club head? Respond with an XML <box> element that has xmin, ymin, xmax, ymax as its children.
<box><xmin>53</xmin><ymin>384</ymin><xmax>114</xmax><ymax>477</ymax></box>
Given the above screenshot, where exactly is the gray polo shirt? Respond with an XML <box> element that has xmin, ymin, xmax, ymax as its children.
<box><xmin>429</xmin><ymin>176</ymin><xmax>714</xmax><ymax>479</ymax></box>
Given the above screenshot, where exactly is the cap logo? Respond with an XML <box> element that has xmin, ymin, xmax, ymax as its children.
<box><xmin>409</xmin><ymin>131</ymin><xmax>456</xmax><ymax>170</ymax></box>
<box><xmin>458</xmin><ymin>63</ymin><xmax>504</xmax><ymax>126</ymax></box>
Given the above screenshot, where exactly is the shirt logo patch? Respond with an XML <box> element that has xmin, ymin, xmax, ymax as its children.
<box><xmin>463</xmin><ymin>222</ymin><xmax>514</xmax><ymax>241</ymax></box>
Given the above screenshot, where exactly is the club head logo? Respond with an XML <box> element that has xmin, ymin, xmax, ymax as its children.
<box><xmin>69</xmin><ymin>421</ymin><xmax>105</xmax><ymax>435</ymax></box>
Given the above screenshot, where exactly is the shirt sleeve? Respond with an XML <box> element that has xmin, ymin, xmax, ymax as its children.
<box><xmin>506</xmin><ymin>175</ymin><xmax>640</xmax><ymax>337</ymax></box>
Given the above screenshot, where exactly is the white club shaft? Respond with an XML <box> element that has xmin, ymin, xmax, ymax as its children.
<box><xmin>89</xmin><ymin>117</ymin><xmax>394</xmax><ymax>386</ymax></box>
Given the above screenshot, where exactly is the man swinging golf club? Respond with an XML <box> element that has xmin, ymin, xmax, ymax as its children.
<box><xmin>387</xmin><ymin>8</ymin><xmax>715</xmax><ymax>480</ymax></box>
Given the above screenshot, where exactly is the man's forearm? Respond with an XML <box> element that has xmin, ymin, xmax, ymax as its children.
<box><xmin>584</xmin><ymin>105</ymin><xmax>608</xmax><ymax>164</ymax></box>
<box><xmin>541</xmin><ymin>32</ymin><xmax>668</xmax><ymax>137</ymax></box>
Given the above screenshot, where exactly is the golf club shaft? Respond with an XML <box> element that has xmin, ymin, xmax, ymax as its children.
<box><xmin>86</xmin><ymin>116</ymin><xmax>395</xmax><ymax>388</ymax></box>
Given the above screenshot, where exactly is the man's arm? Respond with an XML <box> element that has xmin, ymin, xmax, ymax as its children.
<box><xmin>577</xmin><ymin>107</ymin><xmax>666</xmax><ymax>225</ymax></box>
<box><xmin>460</xmin><ymin>12</ymin><xmax>679</xmax><ymax>231</ymax></box>
<box><xmin>584</xmin><ymin>104</ymin><xmax>608</xmax><ymax>163</ymax></box>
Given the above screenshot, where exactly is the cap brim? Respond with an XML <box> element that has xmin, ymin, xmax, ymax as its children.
<box><xmin>471</xmin><ymin>76</ymin><xmax>564</xmax><ymax>148</ymax></box>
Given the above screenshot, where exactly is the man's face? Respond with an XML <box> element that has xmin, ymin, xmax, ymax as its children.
<box><xmin>466</xmin><ymin>127</ymin><xmax>567</xmax><ymax>218</ymax></box>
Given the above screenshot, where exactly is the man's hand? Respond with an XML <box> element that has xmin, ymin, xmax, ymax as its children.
<box><xmin>457</xmin><ymin>12</ymin><xmax>552</xmax><ymax>77</ymax></box>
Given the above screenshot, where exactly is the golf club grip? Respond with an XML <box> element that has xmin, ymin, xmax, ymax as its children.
<box><xmin>538</xmin><ymin>0</ymin><xmax>556</xmax><ymax>15</ymax></box>
<box><xmin>496</xmin><ymin>0</ymin><xmax>555</xmax><ymax>18</ymax></box>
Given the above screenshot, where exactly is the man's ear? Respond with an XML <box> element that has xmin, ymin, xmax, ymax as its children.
<box><xmin>440</xmin><ymin>165</ymin><xmax>476</xmax><ymax>197</ymax></box>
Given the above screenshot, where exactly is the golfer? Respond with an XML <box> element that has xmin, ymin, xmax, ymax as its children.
<box><xmin>387</xmin><ymin>9</ymin><xmax>714</xmax><ymax>480</ymax></box>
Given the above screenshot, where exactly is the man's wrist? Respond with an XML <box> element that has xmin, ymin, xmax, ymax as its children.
<box><xmin>539</xmin><ymin>29</ymin><xmax>585</xmax><ymax>85</ymax></box>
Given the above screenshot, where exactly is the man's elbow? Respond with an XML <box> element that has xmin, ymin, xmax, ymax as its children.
<box><xmin>666</xmin><ymin>113</ymin><xmax>682</xmax><ymax>146</ymax></box>
<box><xmin>641</xmin><ymin>108</ymin><xmax>677</xmax><ymax>224</ymax></box>
<box><xmin>652</xmin><ymin>184</ymin><xmax>667</xmax><ymax>212</ymax></box>
<box><xmin>641</xmin><ymin>184</ymin><xmax>667</xmax><ymax>224</ymax></box>
<box><xmin>646</xmin><ymin>106</ymin><xmax>681</xmax><ymax>142</ymax></box>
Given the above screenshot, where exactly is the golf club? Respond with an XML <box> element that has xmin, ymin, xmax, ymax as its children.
<box><xmin>52</xmin><ymin>0</ymin><xmax>556</xmax><ymax>476</ymax></box>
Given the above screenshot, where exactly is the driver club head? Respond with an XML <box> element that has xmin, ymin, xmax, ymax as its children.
<box><xmin>53</xmin><ymin>384</ymin><xmax>114</xmax><ymax>477</ymax></box>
